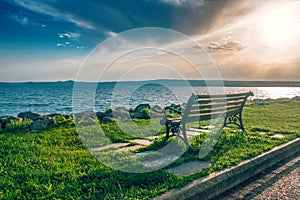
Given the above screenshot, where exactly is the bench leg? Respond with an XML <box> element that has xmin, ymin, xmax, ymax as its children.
<box><xmin>224</xmin><ymin>113</ymin><xmax>245</xmax><ymax>131</ymax></box>
<box><xmin>165</xmin><ymin>123</ymin><xmax>170</xmax><ymax>139</ymax></box>
<box><xmin>181</xmin><ymin>126</ymin><xmax>194</xmax><ymax>152</ymax></box>
<box><xmin>239</xmin><ymin>113</ymin><xmax>245</xmax><ymax>131</ymax></box>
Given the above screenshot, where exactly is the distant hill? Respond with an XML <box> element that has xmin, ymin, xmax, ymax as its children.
<box><xmin>97</xmin><ymin>80</ymin><xmax>300</xmax><ymax>87</ymax></box>
<box><xmin>1</xmin><ymin>80</ymin><xmax>300</xmax><ymax>87</ymax></box>
<box><xmin>190</xmin><ymin>80</ymin><xmax>300</xmax><ymax>87</ymax></box>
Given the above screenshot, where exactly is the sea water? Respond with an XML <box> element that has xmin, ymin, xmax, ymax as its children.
<box><xmin>1</xmin><ymin>82</ymin><xmax>300</xmax><ymax>117</ymax></box>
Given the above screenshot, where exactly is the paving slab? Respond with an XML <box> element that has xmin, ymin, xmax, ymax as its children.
<box><xmin>129</xmin><ymin>139</ymin><xmax>152</xmax><ymax>146</ymax></box>
<box><xmin>90</xmin><ymin>143</ymin><xmax>129</xmax><ymax>151</ymax></box>
<box><xmin>201</xmin><ymin>125</ymin><xmax>216</xmax><ymax>129</ymax></box>
<box><xmin>144</xmin><ymin>135</ymin><xmax>160</xmax><ymax>140</ymax></box>
<box><xmin>186</xmin><ymin>130</ymin><xmax>208</xmax><ymax>137</ymax></box>
<box><xmin>190</xmin><ymin>127</ymin><xmax>213</xmax><ymax>132</ymax></box>
<box><xmin>117</xmin><ymin>145</ymin><xmax>144</xmax><ymax>152</ymax></box>
<box><xmin>271</xmin><ymin>134</ymin><xmax>285</xmax><ymax>139</ymax></box>
<box><xmin>168</xmin><ymin>160</ymin><xmax>212</xmax><ymax>176</ymax></box>
<box><xmin>259</xmin><ymin>132</ymin><xmax>267</xmax><ymax>135</ymax></box>
<box><xmin>140</xmin><ymin>154</ymin><xmax>179</xmax><ymax>168</ymax></box>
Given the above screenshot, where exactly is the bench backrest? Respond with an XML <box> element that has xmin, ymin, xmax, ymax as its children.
<box><xmin>181</xmin><ymin>92</ymin><xmax>254</xmax><ymax>123</ymax></box>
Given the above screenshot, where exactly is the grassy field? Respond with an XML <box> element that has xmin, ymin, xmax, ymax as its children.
<box><xmin>1</xmin><ymin>99</ymin><xmax>300</xmax><ymax>199</ymax></box>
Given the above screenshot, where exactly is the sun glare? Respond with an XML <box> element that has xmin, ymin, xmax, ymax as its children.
<box><xmin>260</xmin><ymin>6</ymin><xmax>300</xmax><ymax>46</ymax></box>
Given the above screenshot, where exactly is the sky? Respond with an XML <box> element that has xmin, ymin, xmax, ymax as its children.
<box><xmin>1</xmin><ymin>0</ymin><xmax>300</xmax><ymax>82</ymax></box>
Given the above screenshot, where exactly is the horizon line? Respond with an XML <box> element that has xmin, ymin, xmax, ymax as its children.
<box><xmin>1</xmin><ymin>79</ymin><xmax>300</xmax><ymax>83</ymax></box>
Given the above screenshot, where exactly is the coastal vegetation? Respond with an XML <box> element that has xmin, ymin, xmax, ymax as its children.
<box><xmin>1</xmin><ymin>98</ymin><xmax>300</xmax><ymax>199</ymax></box>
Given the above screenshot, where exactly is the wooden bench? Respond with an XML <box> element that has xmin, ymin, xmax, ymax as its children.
<box><xmin>161</xmin><ymin>92</ymin><xmax>254</xmax><ymax>151</ymax></box>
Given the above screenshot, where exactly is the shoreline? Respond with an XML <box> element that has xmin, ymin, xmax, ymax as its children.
<box><xmin>1</xmin><ymin>96</ymin><xmax>300</xmax><ymax>118</ymax></box>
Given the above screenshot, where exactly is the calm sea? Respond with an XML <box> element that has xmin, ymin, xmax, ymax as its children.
<box><xmin>1</xmin><ymin>82</ymin><xmax>300</xmax><ymax>117</ymax></box>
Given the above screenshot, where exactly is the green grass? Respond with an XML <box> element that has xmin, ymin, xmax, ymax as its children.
<box><xmin>1</xmin><ymin>99</ymin><xmax>300</xmax><ymax>199</ymax></box>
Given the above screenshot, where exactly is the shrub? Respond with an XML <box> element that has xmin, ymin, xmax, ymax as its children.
<box><xmin>53</xmin><ymin>115</ymin><xmax>74</xmax><ymax>127</ymax></box>
<box><xmin>4</xmin><ymin>119</ymin><xmax>32</xmax><ymax>133</ymax></box>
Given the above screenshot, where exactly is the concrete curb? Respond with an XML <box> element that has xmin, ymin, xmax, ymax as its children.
<box><xmin>154</xmin><ymin>138</ymin><xmax>300</xmax><ymax>200</ymax></box>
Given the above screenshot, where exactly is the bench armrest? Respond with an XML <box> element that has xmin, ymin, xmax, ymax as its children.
<box><xmin>164</xmin><ymin>106</ymin><xmax>182</xmax><ymax>115</ymax></box>
<box><xmin>160</xmin><ymin>106</ymin><xmax>182</xmax><ymax>126</ymax></box>
<box><xmin>248</xmin><ymin>91</ymin><xmax>254</xmax><ymax>97</ymax></box>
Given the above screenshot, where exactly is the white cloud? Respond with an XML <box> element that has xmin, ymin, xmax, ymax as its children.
<box><xmin>205</xmin><ymin>40</ymin><xmax>244</xmax><ymax>51</ymax></box>
<box><xmin>194</xmin><ymin>33</ymin><xmax>245</xmax><ymax>52</ymax></box>
<box><xmin>106</xmin><ymin>31</ymin><xmax>117</xmax><ymax>37</ymax></box>
<box><xmin>16</xmin><ymin>16</ymin><xmax>29</xmax><ymax>25</ymax></box>
<box><xmin>76</xmin><ymin>46</ymin><xmax>84</xmax><ymax>51</ymax></box>
<box><xmin>56</xmin><ymin>43</ymin><xmax>65</xmax><ymax>47</ymax></box>
<box><xmin>58</xmin><ymin>32</ymin><xmax>81</xmax><ymax>39</ymax></box>
<box><xmin>160</xmin><ymin>0</ymin><xmax>204</xmax><ymax>7</ymax></box>
<box><xmin>58</xmin><ymin>33</ymin><xmax>71</xmax><ymax>38</ymax></box>
<box><xmin>11</xmin><ymin>15</ymin><xmax>42</xmax><ymax>27</ymax></box>
<box><xmin>69</xmin><ymin>33</ymin><xmax>81</xmax><ymax>39</ymax></box>
<box><xmin>10</xmin><ymin>0</ymin><xmax>95</xmax><ymax>30</ymax></box>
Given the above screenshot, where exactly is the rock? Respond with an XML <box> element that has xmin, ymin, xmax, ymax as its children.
<box><xmin>75</xmin><ymin>111</ymin><xmax>96</xmax><ymax>122</ymax></box>
<box><xmin>293</xmin><ymin>96</ymin><xmax>300</xmax><ymax>101</ymax></box>
<box><xmin>150</xmin><ymin>105</ymin><xmax>163</xmax><ymax>118</ymax></box>
<box><xmin>152</xmin><ymin>105</ymin><xmax>163</xmax><ymax>113</ymax></box>
<box><xmin>113</xmin><ymin>107</ymin><xmax>130</xmax><ymax>121</ymax></box>
<box><xmin>115</xmin><ymin>107</ymin><xmax>128</xmax><ymax>112</ymax></box>
<box><xmin>17</xmin><ymin>111</ymin><xmax>41</xmax><ymax>121</ymax></box>
<box><xmin>64</xmin><ymin>114</ymin><xmax>73</xmax><ymax>119</ymax></box>
<box><xmin>40</xmin><ymin>115</ymin><xmax>52</xmax><ymax>120</ymax></box>
<box><xmin>43</xmin><ymin>113</ymin><xmax>73</xmax><ymax>119</ymax></box>
<box><xmin>150</xmin><ymin>111</ymin><xmax>163</xmax><ymax>118</ymax></box>
<box><xmin>102</xmin><ymin>116</ymin><xmax>114</xmax><ymax>124</ymax></box>
<box><xmin>74</xmin><ymin>111</ymin><xmax>98</xmax><ymax>126</ymax></box>
<box><xmin>253</xmin><ymin>100</ymin><xmax>268</xmax><ymax>106</ymax></box>
<box><xmin>30</xmin><ymin>119</ymin><xmax>54</xmax><ymax>132</ymax></box>
<box><xmin>257</xmin><ymin>102</ymin><xmax>266</xmax><ymax>105</ymax></box>
<box><xmin>104</xmin><ymin>109</ymin><xmax>113</xmax><ymax>118</ymax></box>
<box><xmin>133</xmin><ymin>104</ymin><xmax>151</xmax><ymax>119</ymax></box>
<box><xmin>96</xmin><ymin>111</ymin><xmax>106</xmax><ymax>122</ymax></box>
<box><xmin>0</xmin><ymin>116</ymin><xmax>22</xmax><ymax>129</ymax></box>
<box><xmin>170</xmin><ymin>104</ymin><xmax>181</xmax><ymax>110</ymax></box>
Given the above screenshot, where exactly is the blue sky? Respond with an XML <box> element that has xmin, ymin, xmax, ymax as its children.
<box><xmin>1</xmin><ymin>0</ymin><xmax>300</xmax><ymax>82</ymax></box>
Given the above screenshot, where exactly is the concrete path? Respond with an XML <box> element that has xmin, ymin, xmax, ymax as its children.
<box><xmin>90</xmin><ymin>135</ymin><xmax>211</xmax><ymax>176</ymax></box>
<box><xmin>90</xmin><ymin>135</ymin><xmax>159</xmax><ymax>152</ymax></box>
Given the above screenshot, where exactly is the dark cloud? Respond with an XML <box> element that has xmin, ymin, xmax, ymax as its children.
<box><xmin>5</xmin><ymin>0</ymin><xmax>234</xmax><ymax>37</ymax></box>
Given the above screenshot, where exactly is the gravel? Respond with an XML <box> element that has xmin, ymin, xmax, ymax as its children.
<box><xmin>254</xmin><ymin>166</ymin><xmax>299</xmax><ymax>200</ymax></box>
<box><xmin>213</xmin><ymin>155</ymin><xmax>300</xmax><ymax>200</ymax></box>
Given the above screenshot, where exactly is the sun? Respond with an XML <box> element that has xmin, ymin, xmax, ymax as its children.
<box><xmin>260</xmin><ymin>6</ymin><xmax>300</xmax><ymax>46</ymax></box>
